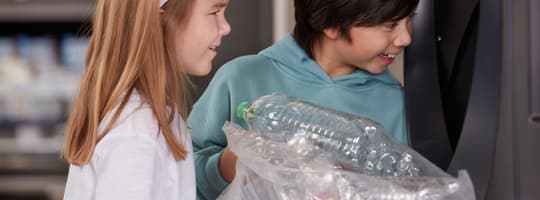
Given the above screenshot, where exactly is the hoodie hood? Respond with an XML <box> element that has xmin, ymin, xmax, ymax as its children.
<box><xmin>258</xmin><ymin>34</ymin><xmax>401</xmax><ymax>88</ymax></box>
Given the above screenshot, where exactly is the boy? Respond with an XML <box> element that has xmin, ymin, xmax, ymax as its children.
<box><xmin>188</xmin><ymin>0</ymin><xmax>419</xmax><ymax>199</ymax></box>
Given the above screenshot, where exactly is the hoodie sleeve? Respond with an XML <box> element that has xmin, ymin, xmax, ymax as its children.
<box><xmin>188</xmin><ymin>67</ymin><xmax>233</xmax><ymax>200</ymax></box>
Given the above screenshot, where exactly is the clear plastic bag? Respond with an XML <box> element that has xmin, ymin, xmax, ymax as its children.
<box><xmin>218</xmin><ymin>122</ymin><xmax>475</xmax><ymax>200</ymax></box>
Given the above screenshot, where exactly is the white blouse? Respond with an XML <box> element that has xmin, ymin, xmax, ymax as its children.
<box><xmin>63</xmin><ymin>92</ymin><xmax>196</xmax><ymax>200</ymax></box>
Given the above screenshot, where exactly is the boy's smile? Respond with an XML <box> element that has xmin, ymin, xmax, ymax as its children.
<box><xmin>315</xmin><ymin>16</ymin><xmax>413</xmax><ymax>77</ymax></box>
<box><xmin>379</xmin><ymin>53</ymin><xmax>397</xmax><ymax>65</ymax></box>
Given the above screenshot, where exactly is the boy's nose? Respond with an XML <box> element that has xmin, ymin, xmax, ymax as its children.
<box><xmin>394</xmin><ymin>24</ymin><xmax>412</xmax><ymax>48</ymax></box>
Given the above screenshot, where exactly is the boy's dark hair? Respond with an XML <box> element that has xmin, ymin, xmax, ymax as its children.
<box><xmin>293</xmin><ymin>0</ymin><xmax>419</xmax><ymax>58</ymax></box>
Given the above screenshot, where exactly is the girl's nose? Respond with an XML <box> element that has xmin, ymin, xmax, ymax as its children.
<box><xmin>219</xmin><ymin>17</ymin><xmax>231</xmax><ymax>36</ymax></box>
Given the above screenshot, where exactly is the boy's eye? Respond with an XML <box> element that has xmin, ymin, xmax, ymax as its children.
<box><xmin>384</xmin><ymin>22</ymin><xmax>398</xmax><ymax>29</ymax></box>
<box><xmin>209</xmin><ymin>10</ymin><xmax>220</xmax><ymax>16</ymax></box>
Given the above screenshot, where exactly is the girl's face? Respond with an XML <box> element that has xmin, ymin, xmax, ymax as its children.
<box><xmin>174</xmin><ymin>0</ymin><xmax>231</xmax><ymax>76</ymax></box>
<box><xmin>321</xmin><ymin>16</ymin><xmax>413</xmax><ymax>76</ymax></box>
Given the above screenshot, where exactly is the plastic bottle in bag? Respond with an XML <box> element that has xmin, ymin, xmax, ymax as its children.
<box><xmin>236</xmin><ymin>93</ymin><xmax>420</xmax><ymax>176</ymax></box>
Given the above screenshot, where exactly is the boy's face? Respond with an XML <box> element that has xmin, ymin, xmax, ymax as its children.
<box><xmin>173</xmin><ymin>0</ymin><xmax>231</xmax><ymax>76</ymax></box>
<box><xmin>322</xmin><ymin>16</ymin><xmax>413</xmax><ymax>75</ymax></box>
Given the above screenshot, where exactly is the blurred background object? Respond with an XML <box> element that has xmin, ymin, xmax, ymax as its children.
<box><xmin>0</xmin><ymin>0</ymin><xmax>92</xmax><ymax>199</ymax></box>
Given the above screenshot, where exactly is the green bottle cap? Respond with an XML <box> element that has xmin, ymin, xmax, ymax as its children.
<box><xmin>236</xmin><ymin>102</ymin><xmax>251</xmax><ymax>121</ymax></box>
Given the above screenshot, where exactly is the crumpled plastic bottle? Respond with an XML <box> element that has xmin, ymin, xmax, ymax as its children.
<box><xmin>237</xmin><ymin>93</ymin><xmax>430</xmax><ymax>176</ymax></box>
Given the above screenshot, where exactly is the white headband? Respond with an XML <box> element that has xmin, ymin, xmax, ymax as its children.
<box><xmin>159</xmin><ymin>0</ymin><xmax>168</xmax><ymax>7</ymax></box>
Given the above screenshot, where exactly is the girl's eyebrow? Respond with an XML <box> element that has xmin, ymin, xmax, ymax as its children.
<box><xmin>211</xmin><ymin>1</ymin><xmax>228</xmax><ymax>9</ymax></box>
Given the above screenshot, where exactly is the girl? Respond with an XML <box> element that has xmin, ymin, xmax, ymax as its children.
<box><xmin>62</xmin><ymin>0</ymin><xmax>230</xmax><ymax>199</ymax></box>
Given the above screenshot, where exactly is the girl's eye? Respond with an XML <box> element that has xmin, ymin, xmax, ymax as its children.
<box><xmin>210</xmin><ymin>11</ymin><xmax>219</xmax><ymax>16</ymax></box>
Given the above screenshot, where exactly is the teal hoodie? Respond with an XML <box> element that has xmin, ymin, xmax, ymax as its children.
<box><xmin>188</xmin><ymin>35</ymin><xmax>408</xmax><ymax>200</ymax></box>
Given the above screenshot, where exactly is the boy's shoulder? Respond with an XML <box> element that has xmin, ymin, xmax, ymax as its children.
<box><xmin>224</xmin><ymin>54</ymin><xmax>273</xmax><ymax>68</ymax></box>
<box><xmin>216</xmin><ymin>54</ymin><xmax>276</xmax><ymax>75</ymax></box>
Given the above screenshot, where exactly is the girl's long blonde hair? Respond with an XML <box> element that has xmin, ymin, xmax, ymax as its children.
<box><xmin>63</xmin><ymin>0</ymin><xmax>193</xmax><ymax>165</ymax></box>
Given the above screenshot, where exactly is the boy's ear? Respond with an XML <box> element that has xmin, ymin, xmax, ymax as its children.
<box><xmin>322</xmin><ymin>27</ymin><xmax>340</xmax><ymax>40</ymax></box>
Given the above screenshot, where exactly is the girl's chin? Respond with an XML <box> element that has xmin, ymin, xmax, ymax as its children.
<box><xmin>186</xmin><ymin>65</ymin><xmax>212</xmax><ymax>76</ymax></box>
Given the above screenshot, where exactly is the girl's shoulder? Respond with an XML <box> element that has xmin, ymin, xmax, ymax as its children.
<box><xmin>98</xmin><ymin>91</ymin><xmax>169</xmax><ymax>143</ymax></box>
<box><xmin>94</xmin><ymin>91</ymin><xmax>188</xmax><ymax>160</ymax></box>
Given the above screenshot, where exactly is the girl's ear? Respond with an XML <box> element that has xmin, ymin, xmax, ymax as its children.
<box><xmin>322</xmin><ymin>27</ymin><xmax>340</xmax><ymax>40</ymax></box>
<box><xmin>159</xmin><ymin>9</ymin><xmax>165</xmax><ymax>14</ymax></box>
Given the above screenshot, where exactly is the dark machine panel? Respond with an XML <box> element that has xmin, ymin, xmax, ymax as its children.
<box><xmin>530</xmin><ymin>0</ymin><xmax>540</xmax><ymax>126</ymax></box>
<box><xmin>405</xmin><ymin>0</ymin><xmax>540</xmax><ymax>199</ymax></box>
